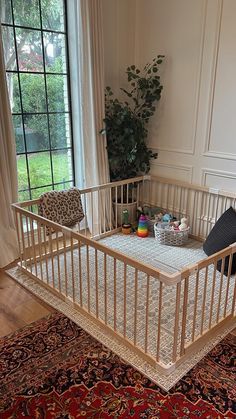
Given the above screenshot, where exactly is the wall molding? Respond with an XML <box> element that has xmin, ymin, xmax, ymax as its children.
<box><xmin>152</xmin><ymin>0</ymin><xmax>208</xmax><ymax>156</ymax></box>
<box><xmin>201</xmin><ymin>167</ymin><xmax>236</xmax><ymax>186</ymax></box>
<box><xmin>151</xmin><ymin>161</ymin><xmax>193</xmax><ymax>182</ymax></box>
<box><xmin>203</xmin><ymin>0</ymin><xmax>224</xmax><ymax>155</ymax></box>
<box><xmin>149</xmin><ymin>144</ymin><xmax>195</xmax><ymax>155</ymax></box>
<box><xmin>203</xmin><ymin>150</ymin><xmax>236</xmax><ymax>161</ymax></box>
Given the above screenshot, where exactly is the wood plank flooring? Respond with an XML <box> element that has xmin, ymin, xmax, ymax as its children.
<box><xmin>0</xmin><ymin>264</ymin><xmax>55</xmax><ymax>338</ymax></box>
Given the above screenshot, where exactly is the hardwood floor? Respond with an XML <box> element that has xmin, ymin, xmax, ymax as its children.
<box><xmin>0</xmin><ymin>263</ymin><xmax>55</xmax><ymax>338</ymax></box>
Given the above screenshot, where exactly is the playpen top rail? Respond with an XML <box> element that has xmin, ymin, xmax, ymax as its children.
<box><xmin>14</xmin><ymin>176</ymin><xmax>147</xmax><ymax>209</ymax></box>
<box><xmin>15</xmin><ymin>175</ymin><xmax>236</xmax><ymax>210</ymax></box>
<box><xmin>12</xmin><ymin>201</ymin><xmax>236</xmax><ymax>286</ymax></box>
<box><xmin>149</xmin><ymin>175</ymin><xmax>236</xmax><ymax>199</ymax></box>
<box><xmin>12</xmin><ymin>203</ymin><xmax>181</xmax><ymax>285</ymax></box>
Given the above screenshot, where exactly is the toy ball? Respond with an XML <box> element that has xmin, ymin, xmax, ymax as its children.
<box><xmin>137</xmin><ymin>214</ymin><xmax>149</xmax><ymax>238</ymax></box>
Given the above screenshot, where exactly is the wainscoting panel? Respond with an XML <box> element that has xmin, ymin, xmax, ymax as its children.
<box><xmin>201</xmin><ymin>168</ymin><xmax>236</xmax><ymax>192</ymax></box>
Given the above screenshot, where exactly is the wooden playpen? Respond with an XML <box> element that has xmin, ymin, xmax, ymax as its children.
<box><xmin>12</xmin><ymin>176</ymin><xmax>236</xmax><ymax>376</ymax></box>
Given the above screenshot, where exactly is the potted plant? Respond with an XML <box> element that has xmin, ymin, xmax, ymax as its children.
<box><xmin>101</xmin><ymin>55</ymin><xmax>164</xmax><ymax>224</ymax></box>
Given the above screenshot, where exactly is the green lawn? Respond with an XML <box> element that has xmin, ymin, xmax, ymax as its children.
<box><xmin>17</xmin><ymin>151</ymin><xmax>73</xmax><ymax>200</ymax></box>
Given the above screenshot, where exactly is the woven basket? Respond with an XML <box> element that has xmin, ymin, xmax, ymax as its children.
<box><xmin>154</xmin><ymin>223</ymin><xmax>190</xmax><ymax>246</ymax></box>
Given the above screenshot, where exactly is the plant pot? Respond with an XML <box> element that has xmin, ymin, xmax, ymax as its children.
<box><xmin>113</xmin><ymin>201</ymin><xmax>137</xmax><ymax>227</ymax></box>
<box><xmin>122</xmin><ymin>223</ymin><xmax>132</xmax><ymax>235</ymax></box>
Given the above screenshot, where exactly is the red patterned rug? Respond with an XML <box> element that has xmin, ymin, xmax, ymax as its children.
<box><xmin>0</xmin><ymin>312</ymin><xmax>235</xmax><ymax>418</ymax></box>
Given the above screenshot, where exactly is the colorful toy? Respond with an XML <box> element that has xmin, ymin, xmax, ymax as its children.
<box><xmin>137</xmin><ymin>214</ymin><xmax>149</xmax><ymax>237</ymax></box>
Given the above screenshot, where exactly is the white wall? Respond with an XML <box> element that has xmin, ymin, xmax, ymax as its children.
<box><xmin>102</xmin><ymin>0</ymin><xmax>236</xmax><ymax>192</ymax></box>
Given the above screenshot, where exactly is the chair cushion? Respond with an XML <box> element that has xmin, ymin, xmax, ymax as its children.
<box><xmin>203</xmin><ymin>206</ymin><xmax>236</xmax><ymax>275</ymax></box>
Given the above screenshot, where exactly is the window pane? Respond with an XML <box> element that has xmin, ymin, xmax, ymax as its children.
<box><xmin>46</xmin><ymin>74</ymin><xmax>68</xmax><ymax>111</ymax></box>
<box><xmin>54</xmin><ymin>181</ymin><xmax>73</xmax><ymax>191</ymax></box>
<box><xmin>2</xmin><ymin>26</ymin><xmax>16</xmax><ymax>70</ymax></box>
<box><xmin>31</xmin><ymin>185</ymin><xmax>54</xmax><ymax>199</ymax></box>
<box><xmin>13</xmin><ymin>0</ymin><xmax>40</xmax><ymax>28</ymax></box>
<box><xmin>17</xmin><ymin>155</ymin><xmax>29</xmax><ymax>191</ymax></box>
<box><xmin>16</xmin><ymin>28</ymin><xmax>43</xmax><ymax>71</ymax></box>
<box><xmin>41</xmin><ymin>0</ymin><xmax>65</xmax><ymax>32</ymax></box>
<box><xmin>44</xmin><ymin>32</ymin><xmax>67</xmax><ymax>73</ymax></box>
<box><xmin>7</xmin><ymin>73</ymin><xmax>21</xmax><ymax>112</ymax></box>
<box><xmin>28</xmin><ymin>151</ymin><xmax>52</xmax><ymax>188</ymax></box>
<box><xmin>18</xmin><ymin>190</ymin><xmax>31</xmax><ymax>201</ymax></box>
<box><xmin>52</xmin><ymin>150</ymin><xmax>73</xmax><ymax>184</ymax></box>
<box><xmin>24</xmin><ymin>115</ymin><xmax>49</xmax><ymax>152</ymax></box>
<box><xmin>49</xmin><ymin>113</ymin><xmax>71</xmax><ymax>149</ymax></box>
<box><xmin>20</xmin><ymin>73</ymin><xmax>46</xmax><ymax>112</ymax></box>
<box><xmin>1</xmin><ymin>0</ymin><xmax>13</xmax><ymax>24</ymax></box>
<box><xmin>13</xmin><ymin>115</ymin><xmax>25</xmax><ymax>153</ymax></box>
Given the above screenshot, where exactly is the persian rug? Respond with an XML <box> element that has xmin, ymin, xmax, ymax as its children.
<box><xmin>0</xmin><ymin>312</ymin><xmax>235</xmax><ymax>418</ymax></box>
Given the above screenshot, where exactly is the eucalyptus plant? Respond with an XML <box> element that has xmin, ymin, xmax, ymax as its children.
<box><xmin>102</xmin><ymin>55</ymin><xmax>164</xmax><ymax>182</ymax></box>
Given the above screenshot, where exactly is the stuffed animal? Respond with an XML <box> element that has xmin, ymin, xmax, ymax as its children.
<box><xmin>162</xmin><ymin>213</ymin><xmax>172</xmax><ymax>222</ymax></box>
<box><xmin>179</xmin><ymin>217</ymin><xmax>188</xmax><ymax>231</ymax></box>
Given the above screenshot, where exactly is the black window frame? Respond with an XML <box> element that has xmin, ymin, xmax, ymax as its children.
<box><xmin>1</xmin><ymin>0</ymin><xmax>75</xmax><ymax>201</ymax></box>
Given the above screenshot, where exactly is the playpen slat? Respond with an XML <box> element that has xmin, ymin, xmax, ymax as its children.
<box><xmin>19</xmin><ymin>213</ymin><xmax>26</xmax><ymax>265</ymax></box>
<box><xmin>42</xmin><ymin>225</ymin><xmax>49</xmax><ymax>285</ymax></box>
<box><xmin>91</xmin><ymin>192</ymin><xmax>94</xmax><ymax>237</ymax></box>
<box><xmin>134</xmin><ymin>268</ymin><xmax>138</xmax><ymax>346</ymax></box>
<box><xmin>209</xmin><ymin>263</ymin><xmax>217</xmax><ymax>328</ymax></box>
<box><xmin>84</xmin><ymin>195</ymin><xmax>88</xmax><ymax>237</ymax></box>
<box><xmin>30</xmin><ymin>219</ymin><xmax>38</xmax><ymax>277</ymax></box>
<box><xmin>70</xmin><ymin>236</ymin><xmax>75</xmax><ymax>302</ymax></box>
<box><xmin>62</xmin><ymin>234</ymin><xmax>67</xmax><ymax>295</ymax></box>
<box><xmin>49</xmin><ymin>228</ymin><xmax>55</xmax><ymax>290</ymax></box>
<box><xmin>132</xmin><ymin>183</ymin><xmax>135</xmax><ymax>204</ymax></box>
<box><xmin>192</xmin><ymin>270</ymin><xmax>200</xmax><ymax>342</ymax></box>
<box><xmin>137</xmin><ymin>183</ymin><xmax>140</xmax><ymax>207</ymax></box>
<box><xmin>55</xmin><ymin>231</ymin><xmax>61</xmax><ymax>293</ymax></box>
<box><xmin>114</xmin><ymin>258</ymin><xmax>117</xmax><ymax>331</ymax></box>
<box><xmin>78</xmin><ymin>240</ymin><xmax>83</xmax><ymax>307</ymax></box>
<box><xmin>172</xmin><ymin>282</ymin><xmax>181</xmax><ymax>362</ymax></box>
<box><xmin>145</xmin><ymin>275</ymin><xmax>150</xmax><ymax>353</ymax></box>
<box><xmin>198</xmin><ymin>191</ymin><xmax>204</xmax><ymax>238</ymax></box>
<box><xmin>14</xmin><ymin>211</ymin><xmax>22</xmax><ymax>267</ymax></box>
<box><xmin>216</xmin><ymin>258</ymin><xmax>225</xmax><ymax>323</ymax></box>
<box><xmin>156</xmin><ymin>281</ymin><xmax>163</xmax><ymax>362</ymax></box>
<box><xmin>206</xmin><ymin>193</ymin><xmax>211</xmax><ymax>237</ymax></box>
<box><xmin>115</xmin><ymin>187</ymin><xmax>118</xmax><ymax>228</ymax></box>
<box><xmin>200</xmin><ymin>266</ymin><xmax>208</xmax><ymax>335</ymax></box>
<box><xmin>37</xmin><ymin>221</ymin><xmax>43</xmax><ymax>281</ymax></box>
<box><xmin>95</xmin><ymin>249</ymin><xmax>99</xmax><ymax>318</ymax></box>
<box><xmin>123</xmin><ymin>263</ymin><xmax>127</xmax><ymax>338</ymax></box>
<box><xmin>110</xmin><ymin>188</ymin><xmax>112</xmax><ymax>231</ymax></box>
<box><xmin>97</xmin><ymin>190</ymin><xmax>101</xmax><ymax>235</ymax></box>
<box><xmin>180</xmin><ymin>276</ymin><xmax>189</xmax><ymax>356</ymax></box>
<box><xmin>25</xmin><ymin>216</ymin><xmax>32</xmax><ymax>273</ymax></box>
<box><xmin>86</xmin><ymin>245</ymin><xmax>91</xmax><ymax>312</ymax></box>
<box><xmin>224</xmin><ymin>254</ymin><xmax>233</xmax><ymax>317</ymax></box>
<box><xmin>104</xmin><ymin>253</ymin><xmax>107</xmax><ymax>324</ymax></box>
<box><xmin>231</xmin><ymin>275</ymin><xmax>236</xmax><ymax>315</ymax></box>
